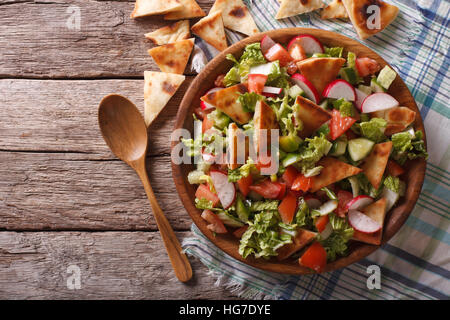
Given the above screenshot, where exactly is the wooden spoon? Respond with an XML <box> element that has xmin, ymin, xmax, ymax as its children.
<box><xmin>98</xmin><ymin>94</ymin><xmax>192</xmax><ymax>282</ymax></box>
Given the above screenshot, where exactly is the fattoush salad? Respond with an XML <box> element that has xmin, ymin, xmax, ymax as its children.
<box><xmin>181</xmin><ymin>34</ymin><xmax>427</xmax><ymax>272</ymax></box>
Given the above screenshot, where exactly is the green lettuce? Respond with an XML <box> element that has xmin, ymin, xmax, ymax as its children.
<box><xmin>356</xmin><ymin>173</ymin><xmax>383</xmax><ymax>198</ymax></box>
<box><xmin>320</xmin><ymin>213</ymin><xmax>354</xmax><ymax>261</ymax></box>
<box><xmin>391</xmin><ymin>130</ymin><xmax>428</xmax><ymax>165</ymax></box>
<box><xmin>250</xmin><ymin>200</ymin><xmax>280</xmax><ymax>212</ymax></box>
<box><xmin>223</xmin><ymin>43</ymin><xmax>266</xmax><ymax>85</ymax></box>
<box><xmin>295</xmin><ymin>198</ymin><xmax>313</xmax><ymax>228</ymax></box>
<box><xmin>237</xmin><ymin>92</ymin><xmax>263</xmax><ymax>113</ymax></box>
<box><xmin>325</xmin><ymin>47</ymin><xmax>344</xmax><ymax>58</ymax></box>
<box><xmin>227</xmin><ymin>159</ymin><xmax>257</xmax><ymax>182</ymax></box>
<box><xmin>266</xmin><ymin>60</ymin><xmax>290</xmax><ymax>89</ymax></box>
<box><xmin>195</xmin><ymin>198</ymin><xmax>214</xmax><ymax>210</ymax></box>
<box><xmin>332</xmin><ymin>98</ymin><xmax>354</xmax><ymax>117</ymax></box>
<box><xmin>294</xmin><ymin>134</ymin><xmax>333</xmax><ymax>173</ymax></box>
<box><xmin>359</xmin><ymin>118</ymin><xmax>387</xmax><ymax>143</ymax></box>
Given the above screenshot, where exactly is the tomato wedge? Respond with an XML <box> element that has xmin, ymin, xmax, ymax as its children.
<box><xmin>282</xmin><ymin>166</ymin><xmax>299</xmax><ymax>188</ymax></box>
<box><xmin>299</xmin><ymin>242</ymin><xmax>327</xmax><ymax>273</ymax></box>
<box><xmin>275</xmin><ymin>181</ymin><xmax>287</xmax><ymax>200</ymax></box>
<box><xmin>264</xmin><ymin>43</ymin><xmax>293</xmax><ymax>67</ymax></box>
<box><xmin>315</xmin><ymin>215</ymin><xmax>329</xmax><ymax>233</ymax></box>
<box><xmin>291</xmin><ymin>174</ymin><xmax>312</xmax><ymax>192</ymax></box>
<box><xmin>329</xmin><ymin>109</ymin><xmax>357</xmax><ymax>140</ymax></box>
<box><xmin>278</xmin><ymin>191</ymin><xmax>298</xmax><ymax>223</ymax></box>
<box><xmin>336</xmin><ymin>190</ymin><xmax>353</xmax><ymax>217</ymax></box>
<box><xmin>355</xmin><ymin>57</ymin><xmax>381</xmax><ymax>77</ymax></box>
<box><xmin>195</xmin><ymin>184</ymin><xmax>220</xmax><ymax>207</ymax></box>
<box><xmin>387</xmin><ymin>160</ymin><xmax>405</xmax><ymax>177</ymax></box>
<box><xmin>248</xmin><ymin>74</ymin><xmax>268</xmax><ymax>94</ymax></box>
<box><xmin>249</xmin><ymin>179</ymin><xmax>282</xmax><ymax>199</ymax></box>
<box><xmin>237</xmin><ymin>175</ymin><xmax>253</xmax><ymax>197</ymax></box>
<box><xmin>201</xmin><ymin>210</ymin><xmax>227</xmax><ymax>234</ymax></box>
<box><xmin>233</xmin><ymin>225</ymin><xmax>249</xmax><ymax>238</ymax></box>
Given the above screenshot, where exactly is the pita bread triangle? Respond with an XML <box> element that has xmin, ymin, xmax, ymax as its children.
<box><xmin>276</xmin><ymin>229</ymin><xmax>317</xmax><ymax>260</ymax></box>
<box><xmin>276</xmin><ymin>0</ymin><xmax>324</xmax><ymax>19</ymax></box>
<box><xmin>145</xmin><ymin>20</ymin><xmax>190</xmax><ymax>45</ymax></box>
<box><xmin>147</xmin><ymin>38</ymin><xmax>194</xmax><ymax>74</ymax></box>
<box><xmin>342</xmin><ymin>0</ymin><xmax>399</xmax><ymax>39</ymax></box>
<box><xmin>310</xmin><ymin>157</ymin><xmax>362</xmax><ymax>192</ymax></box>
<box><xmin>144</xmin><ymin>71</ymin><xmax>185</xmax><ymax>126</ymax></box>
<box><xmin>321</xmin><ymin>0</ymin><xmax>349</xmax><ymax>19</ymax></box>
<box><xmin>361</xmin><ymin>141</ymin><xmax>392</xmax><ymax>189</ymax></box>
<box><xmin>297</xmin><ymin>57</ymin><xmax>346</xmax><ymax>96</ymax></box>
<box><xmin>295</xmin><ymin>95</ymin><xmax>331</xmax><ymax>138</ymax></box>
<box><xmin>191</xmin><ymin>11</ymin><xmax>228</xmax><ymax>52</ymax></box>
<box><xmin>164</xmin><ymin>0</ymin><xmax>206</xmax><ymax>20</ymax></box>
<box><xmin>209</xmin><ymin>0</ymin><xmax>259</xmax><ymax>36</ymax></box>
<box><xmin>131</xmin><ymin>0</ymin><xmax>182</xmax><ymax>19</ymax></box>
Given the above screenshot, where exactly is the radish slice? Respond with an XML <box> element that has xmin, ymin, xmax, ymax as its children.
<box><xmin>210</xmin><ymin>170</ymin><xmax>236</xmax><ymax>209</ymax></box>
<box><xmin>304</xmin><ymin>196</ymin><xmax>321</xmax><ymax>209</ymax></box>
<box><xmin>345</xmin><ymin>195</ymin><xmax>374</xmax><ymax>211</ymax></box>
<box><xmin>322</xmin><ymin>79</ymin><xmax>356</xmax><ymax>101</ymax></box>
<box><xmin>317</xmin><ymin>199</ymin><xmax>338</xmax><ymax>216</ymax></box>
<box><xmin>249</xmin><ymin>62</ymin><xmax>275</xmax><ymax>76</ymax></box>
<box><xmin>320</xmin><ymin>223</ymin><xmax>333</xmax><ymax>240</ymax></box>
<box><xmin>348</xmin><ymin>210</ymin><xmax>382</xmax><ymax>233</ymax></box>
<box><xmin>260</xmin><ymin>35</ymin><xmax>276</xmax><ymax>56</ymax></box>
<box><xmin>354</xmin><ymin>88</ymin><xmax>368</xmax><ymax>111</ymax></box>
<box><xmin>262</xmin><ymin>86</ymin><xmax>282</xmax><ymax>95</ymax></box>
<box><xmin>291</xmin><ymin>73</ymin><xmax>320</xmax><ymax>104</ymax></box>
<box><xmin>202</xmin><ymin>152</ymin><xmax>216</xmax><ymax>164</ymax></box>
<box><xmin>201</xmin><ymin>87</ymin><xmax>222</xmax><ymax>110</ymax></box>
<box><xmin>382</xmin><ymin>187</ymin><xmax>399</xmax><ymax>212</ymax></box>
<box><xmin>288</xmin><ymin>35</ymin><xmax>324</xmax><ymax>54</ymax></box>
<box><xmin>361</xmin><ymin>93</ymin><xmax>399</xmax><ymax>113</ymax></box>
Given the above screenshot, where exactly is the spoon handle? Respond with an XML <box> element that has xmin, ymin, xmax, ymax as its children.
<box><xmin>136</xmin><ymin>164</ymin><xmax>193</xmax><ymax>283</ymax></box>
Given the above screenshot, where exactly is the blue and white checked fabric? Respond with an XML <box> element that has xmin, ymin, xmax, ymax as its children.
<box><xmin>183</xmin><ymin>0</ymin><xmax>450</xmax><ymax>300</ymax></box>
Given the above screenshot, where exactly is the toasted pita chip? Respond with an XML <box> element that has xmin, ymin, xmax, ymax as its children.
<box><xmin>145</xmin><ymin>20</ymin><xmax>190</xmax><ymax>45</ymax></box>
<box><xmin>164</xmin><ymin>0</ymin><xmax>206</xmax><ymax>20</ymax></box>
<box><xmin>297</xmin><ymin>57</ymin><xmax>346</xmax><ymax>96</ymax></box>
<box><xmin>276</xmin><ymin>0</ymin><xmax>324</xmax><ymax>19</ymax></box>
<box><xmin>361</xmin><ymin>141</ymin><xmax>392</xmax><ymax>189</ymax></box>
<box><xmin>342</xmin><ymin>0</ymin><xmax>399</xmax><ymax>39</ymax></box>
<box><xmin>295</xmin><ymin>95</ymin><xmax>332</xmax><ymax>138</ymax></box>
<box><xmin>209</xmin><ymin>0</ymin><xmax>259</xmax><ymax>36</ymax></box>
<box><xmin>321</xmin><ymin>0</ymin><xmax>349</xmax><ymax>19</ymax></box>
<box><xmin>131</xmin><ymin>0</ymin><xmax>182</xmax><ymax>18</ymax></box>
<box><xmin>144</xmin><ymin>71</ymin><xmax>185</xmax><ymax>126</ymax></box>
<box><xmin>254</xmin><ymin>100</ymin><xmax>279</xmax><ymax>154</ymax></box>
<box><xmin>372</xmin><ymin>107</ymin><xmax>416</xmax><ymax>135</ymax></box>
<box><xmin>191</xmin><ymin>11</ymin><xmax>228</xmax><ymax>52</ymax></box>
<box><xmin>352</xmin><ymin>198</ymin><xmax>387</xmax><ymax>245</ymax></box>
<box><xmin>311</xmin><ymin>157</ymin><xmax>362</xmax><ymax>192</ymax></box>
<box><xmin>201</xmin><ymin>84</ymin><xmax>251</xmax><ymax>124</ymax></box>
<box><xmin>148</xmin><ymin>38</ymin><xmax>194</xmax><ymax>74</ymax></box>
<box><xmin>277</xmin><ymin>229</ymin><xmax>317</xmax><ymax>260</ymax></box>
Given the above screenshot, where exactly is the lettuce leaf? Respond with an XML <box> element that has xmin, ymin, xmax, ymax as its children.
<box><xmin>227</xmin><ymin>159</ymin><xmax>257</xmax><ymax>182</ymax></box>
<box><xmin>223</xmin><ymin>43</ymin><xmax>266</xmax><ymax>85</ymax></box>
<box><xmin>294</xmin><ymin>134</ymin><xmax>332</xmax><ymax>173</ymax></box>
<box><xmin>332</xmin><ymin>98</ymin><xmax>354</xmax><ymax>117</ymax></box>
<box><xmin>325</xmin><ymin>47</ymin><xmax>344</xmax><ymax>58</ymax></box>
<box><xmin>266</xmin><ymin>60</ymin><xmax>290</xmax><ymax>89</ymax></box>
<box><xmin>392</xmin><ymin>130</ymin><xmax>428</xmax><ymax>165</ymax></box>
<box><xmin>320</xmin><ymin>213</ymin><xmax>354</xmax><ymax>261</ymax></box>
<box><xmin>359</xmin><ymin>118</ymin><xmax>387</xmax><ymax>143</ymax></box>
<box><xmin>250</xmin><ymin>200</ymin><xmax>280</xmax><ymax>212</ymax></box>
<box><xmin>237</xmin><ymin>92</ymin><xmax>263</xmax><ymax>113</ymax></box>
<box><xmin>295</xmin><ymin>198</ymin><xmax>313</xmax><ymax>228</ymax></box>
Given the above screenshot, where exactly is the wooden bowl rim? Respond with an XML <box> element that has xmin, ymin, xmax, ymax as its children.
<box><xmin>171</xmin><ymin>28</ymin><xmax>426</xmax><ymax>275</ymax></box>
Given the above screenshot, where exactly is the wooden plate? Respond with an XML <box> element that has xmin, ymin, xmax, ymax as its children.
<box><xmin>171</xmin><ymin>28</ymin><xmax>426</xmax><ymax>274</ymax></box>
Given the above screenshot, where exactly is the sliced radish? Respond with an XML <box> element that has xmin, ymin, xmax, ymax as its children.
<box><xmin>201</xmin><ymin>87</ymin><xmax>222</xmax><ymax>110</ymax></box>
<box><xmin>354</xmin><ymin>88</ymin><xmax>368</xmax><ymax>111</ymax></box>
<box><xmin>202</xmin><ymin>151</ymin><xmax>216</xmax><ymax>164</ymax></box>
<box><xmin>320</xmin><ymin>223</ymin><xmax>333</xmax><ymax>240</ymax></box>
<box><xmin>249</xmin><ymin>62</ymin><xmax>275</xmax><ymax>76</ymax></box>
<box><xmin>382</xmin><ymin>187</ymin><xmax>400</xmax><ymax>212</ymax></box>
<box><xmin>322</xmin><ymin>79</ymin><xmax>356</xmax><ymax>101</ymax></box>
<box><xmin>260</xmin><ymin>35</ymin><xmax>276</xmax><ymax>56</ymax></box>
<box><xmin>361</xmin><ymin>93</ymin><xmax>399</xmax><ymax>113</ymax></box>
<box><xmin>210</xmin><ymin>170</ymin><xmax>236</xmax><ymax>209</ymax></box>
<box><xmin>262</xmin><ymin>86</ymin><xmax>282</xmax><ymax>95</ymax></box>
<box><xmin>316</xmin><ymin>199</ymin><xmax>338</xmax><ymax>216</ymax></box>
<box><xmin>305</xmin><ymin>195</ymin><xmax>321</xmax><ymax>209</ymax></box>
<box><xmin>291</xmin><ymin>73</ymin><xmax>320</xmax><ymax>104</ymax></box>
<box><xmin>288</xmin><ymin>35</ymin><xmax>324</xmax><ymax>55</ymax></box>
<box><xmin>348</xmin><ymin>210</ymin><xmax>382</xmax><ymax>233</ymax></box>
<box><xmin>345</xmin><ymin>195</ymin><xmax>374</xmax><ymax>211</ymax></box>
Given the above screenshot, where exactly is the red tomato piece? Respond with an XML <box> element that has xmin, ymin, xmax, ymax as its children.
<box><xmin>237</xmin><ymin>175</ymin><xmax>253</xmax><ymax>197</ymax></box>
<box><xmin>275</xmin><ymin>181</ymin><xmax>287</xmax><ymax>200</ymax></box>
<box><xmin>355</xmin><ymin>57</ymin><xmax>381</xmax><ymax>77</ymax></box>
<box><xmin>315</xmin><ymin>215</ymin><xmax>329</xmax><ymax>233</ymax></box>
<box><xmin>248</xmin><ymin>74</ymin><xmax>268</xmax><ymax>94</ymax></box>
<box><xmin>329</xmin><ymin>109</ymin><xmax>357</xmax><ymax>140</ymax></box>
<box><xmin>202</xmin><ymin>115</ymin><xmax>214</xmax><ymax>133</ymax></box>
<box><xmin>264</xmin><ymin>43</ymin><xmax>293</xmax><ymax>67</ymax></box>
<box><xmin>299</xmin><ymin>242</ymin><xmax>327</xmax><ymax>273</ymax></box>
<box><xmin>291</xmin><ymin>174</ymin><xmax>312</xmax><ymax>192</ymax></box>
<box><xmin>195</xmin><ymin>184</ymin><xmax>220</xmax><ymax>207</ymax></box>
<box><xmin>282</xmin><ymin>166</ymin><xmax>299</xmax><ymax>188</ymax></box>
<box><xmin>233</xmin><ymin>225</ymin><xmax>249</xmax><ymax>238</ymax></box>
<box><xmin>336</xmin><ymin>190</ymin><xmax>353</xmax><ymax>217</ymax></box>
<box><xmin>201</xmin><ymin>210</ymin><xmax>227</xmax><ymax>234</ymax></box>
<box><xmin>345</xmin><ymin>128</ymin><xmax>358</xmax><ymax>140</ymax></box>
<box><xmin>278</xmin><ymin>191</ymin><xmax>298</xmax><ymax>223</ymax></box>
<box><xmin>249</xmin><ymin>179</ymin><xmax>282</xmax><ymax>199</ymax></box>
<box><xmin>387</xmin><ymin>160</ymin><xmax>405</xmax><ymax>177</ymax></box>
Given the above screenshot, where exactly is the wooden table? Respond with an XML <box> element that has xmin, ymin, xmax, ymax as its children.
<box><xmin>0</xmin><ymin>0</ymin><xmax>238</xmax><ymax>299</ymax></box>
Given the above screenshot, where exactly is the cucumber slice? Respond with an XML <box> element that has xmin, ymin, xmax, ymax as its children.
<box><xmin>329</xmin><ymin>138</ymin><xmax>348</xmax><ymax>156</ymax></box>
<box><xmin>348</xmin><ymin>138</ymin><xmax>375</xmax><ymax>162</ymax></box>
<box><xmin>357</xmin><ymin>84</ymin><xmax>373</xmax><ymax>95</ymax></box>
<box><xmin>377</xmin><ymin>65</ymin><xmax>397</xmax><ymax>90</ymax></box>
<box><xmin>282</xmin><ymin>153</ymin><xmax>301</xmax><ymax>167</ymax></box>
<box><xmin>339</xmin><ymin>67</ymin><xmax>359</xmax><ymax>85</ymax></box>
<box><xmin>288</xmin><ymin>85</ymin><xmax>304</xmax><ymax>99</ymax></box>
<box><xmin>370</xmin><ymin>77</ymin><xmax>386</xmax><ymax>93</ymax></box>
<box><xmin>216</xmin><ymin>211</ymin><xmax>244</xmax><ymax>228</ymax></box>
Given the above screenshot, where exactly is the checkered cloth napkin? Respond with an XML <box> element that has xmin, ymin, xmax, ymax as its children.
<box><xmin>183</xmin><ymin>0</ymin><xmax>450</xmax><ymax>299</ymax></box>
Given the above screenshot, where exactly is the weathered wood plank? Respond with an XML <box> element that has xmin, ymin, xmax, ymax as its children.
<box><xmin>0</xmin><ymin>231</ymin><xmax>237</xmax><ymax>299</ymax></box>
<box><xmin>0</xmin><ymin>152</ymin><xmax>195</xmax><ymax>230</ymax></box>
<box><xmin>0</xmin><ymin>79</ymin><xmax>194</xmax><ymax>157</ymax></box>
<box><xmin>0</xmin><ymin>0</ymin><xmax>214</xmax><ymax>78</ymax></box>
